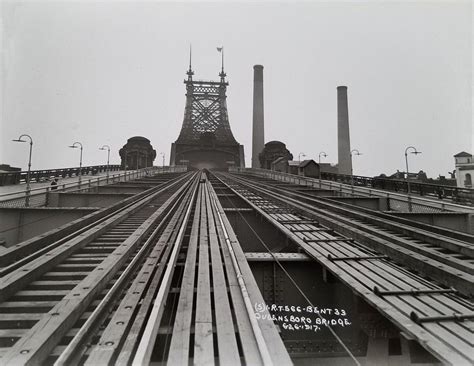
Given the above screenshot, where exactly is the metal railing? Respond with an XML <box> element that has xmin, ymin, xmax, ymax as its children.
<box><xmin>321</xmin><ymin>172</ymin><xmax>473</xmax><ymax>206</ymax></box>
<box><xmin>0</xmin><ymin>166</ymin><xmax>188</xmax><ymax>208</ymax></box>
<box><xmin>0</xmin><ymin>164</ymin><xmax>122</xmax><ymax>186</ymax></box>
<box><xmin>230</xmin><ymin>167</ymin><xmax>474</xmax><ymax>214</ymax></box>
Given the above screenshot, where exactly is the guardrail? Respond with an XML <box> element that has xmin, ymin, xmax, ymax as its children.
<box><xmin>230</xmin><ymin>167</ymin><xmax>474</xmax><ymax>214</ymax></box>
<box><xmin>321</xmin><ymin>171</ymin><xmax>473</xmax><ymax>206</ymax></box>
<box><xmin>0</xmin><ymin>166</ymin><xmax>188</xmax><ymax>208</ymax></box>
<box><xmin>0</xmin><ymin>165</ymin><xmax>122</xmax><ymax>186</ymax></box>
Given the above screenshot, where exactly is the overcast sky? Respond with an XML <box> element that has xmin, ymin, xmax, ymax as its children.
<box><xmin>1</xmin><ymin>0</ymin><xmax>472</xmax><ymax>178</ymax></box>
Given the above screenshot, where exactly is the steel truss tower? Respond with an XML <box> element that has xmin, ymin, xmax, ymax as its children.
<box><xmin>170</xmin><ymin>57</ymin><xmax>245</xmax><ymax>170</ymax></box>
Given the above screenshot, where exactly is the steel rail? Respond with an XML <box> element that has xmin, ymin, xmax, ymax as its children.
<box><xmin>132</xmin><ymin>172</ymin><xmax>201</xmax><ymax>366</ymax></box>
<box><xmin>208</xmin><ymin>173</ymin><xmax>361</xmax><ymax>366</ymax></box>
<box><xmin>85</xmin><ymin>177</ymin><xmax>197</xmax><ymax>366</ymax></box>
<box><xmin>0</xmin><ymin>172</ymin><xmax>199</xmax><ymax>365</ymax></box>
<box><xmin>242</xmin><ymin>175</ymin><xmax>474</xmax><ymax>265</ymax></box>
<box><xmin>236</xmin><ymin>168</ymin><xmax>474</xmax><ymax>213</ymax></box>
<box><xmin>255</xmin><ymin>174</ymin><xmax>474</xmax><ymax>244</ymax></box>
<box><xmin>216</xmin><ymin>172</ymin><xmax>474</xmax><ymax>365</ymax></box>
<box><xmin>225</xmin><ymin>172</ymin><xmax>474</xmax><ymax>295</ymax></box>
<box><xmin>257</xmin><ymin>175</ymin><xmax>474</xmax><ymax>243</ymax></box>
<box><xmin>207</xmin><ymin>179</ymin><xmax>274</xmax><ymax>366</ymax></box>
<box><xmin>0</xmin><ymin>172</ymin><xmax>193</xmax><ymax>275</ymax></box>
<box><xmin>53</xmin><ymin>172</ymin><xmax>199</xmax><ymax>366</ymax></box>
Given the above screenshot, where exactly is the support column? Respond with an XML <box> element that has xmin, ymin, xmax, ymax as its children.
<box><xmin>252</xmin><ymin>65</ymin><xmax>265</xmax><ymax>168</ymax></box>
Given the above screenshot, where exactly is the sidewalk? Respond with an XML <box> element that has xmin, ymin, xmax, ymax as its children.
<box><xmin>0</xmin><ymin>170</ymin><xmax>128</xmax><ymax>198</ymax></box>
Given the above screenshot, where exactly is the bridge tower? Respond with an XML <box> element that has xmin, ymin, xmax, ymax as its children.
<box><xmin>170</xmin><ymin>54</ymin><xmax>245</xmax><ymax>170</ymax></box>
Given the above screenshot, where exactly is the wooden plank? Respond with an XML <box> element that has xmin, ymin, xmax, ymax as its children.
<box><xmin>223</xmin><ymin>173</ymin><xmax>473</xmax><ymax>365</ymax></box>
<box><xmin>0</xmin><ymin>301</ymin><xmax>56</xmax><ymax>313</ymax></box>
<box><xmin>193</xmin><ymin>187</ymin><xmax>214</xmax><ymax>365</ymax></box>
<box><xmin>115</xmin><ymin>209</ymin><xmax>185</xmax><ymax>365</ymax></box>
<box><xmin>297</xmin><ymin>223</ymin><xmax>474</xmax><ymax>363</ymax></box>
<box><xmin>90</xmin><ymin>182</ymin><xmax>197</xmax><ymax>366</ymax></box>
<box><xmin>0</xmin><ymin>181</ymin><xmax>186</xmax><ymax>366</ymax></box>
<box><xmin>28</xmin><ymin>281</ymin><xmax>78</xmax><ymax>290</ymax></box>
<box><xmin>209</xmin><ymin>184</ymin><xmax>293</xmax><ymax>366</ymax></box>
<box><xmin>205</xmin><ymin>184</ymin><xmax>240</xmax><ymax>365</ymax></box>
<box><xmin>167</xmin><ymin>185</ymin><xmax>203</xmax><ymax>365</ymax></box>
<box><xmin>127</xmin><ymin>176</ymin><xmax>200</xmax><ymax>366</ymax></box>
<box><xmin>213</xmin><ymin>203</ymin><xmax>262</xmax><ymax>366</ymax></box>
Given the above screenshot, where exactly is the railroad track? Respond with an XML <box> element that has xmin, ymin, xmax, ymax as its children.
<box><xmin>220</xmin><ymin>172</ymin><xmax>474</xmax><ymax>296</ymax></box>
<box><xmin>213</xmin><ymin>171</ymin><xmax>474</xmax><ymax>366</ymax></box>
<box><xmin>0</xmin><ymin>171</ymin><xmax>292</xmax><ymax>365</ymax></box>
<box><xmin>0</xmin><ymin>171</ymin><xmax>195</xmax><ymax>365</ymax></box>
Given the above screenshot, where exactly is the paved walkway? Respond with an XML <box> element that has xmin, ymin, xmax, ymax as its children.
<box><xmin>0</xmin><ymin>170</ymin><xmax>129</xmax><ymax>197</ymax></box>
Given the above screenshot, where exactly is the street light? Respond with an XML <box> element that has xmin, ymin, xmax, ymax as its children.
<box><xmin>99</xmin><ymin>145</ymin><xmax>111</xmax><ymax>183</ymax></box>
<box><xmin>12</xmin><ymin>134</ymin><xmax>33</xmax><ymax>207</ymax></box>
<box><xmin>160</xmin><ymin>152</ymin><xmax>165</xmax><ymax>168</ymax></box>
<box><xmin>298</xmin><ymin>153</ymin><xmax>306</xmax><ymax>163</ymax></box>
<box><xmin>318</xmin><ymin>151</ymin><xmax>327</xmax><ymax>188</ymax></box>
<box><xmin>68</xmin><ymin>142</ymin><xmax>83</xmax><ymax>187</ymax></box>
<box><xmin>404</xmin><ymin>146</ymin><xmax>422</xmax><ymax>212</ymax></box>
<box><xmin>350</xmin><ymin>149</ymin><xmax>362</xmax><ymax>189</ymax></box>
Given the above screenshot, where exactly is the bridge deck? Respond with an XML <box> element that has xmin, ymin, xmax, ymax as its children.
<box><xmin>0</xmin><ymin>169</ymin><xmax>472</xmax><ymax>365</ymax></box>
<box><xmin>216</xmin><ymin>171</ymin><xmax>474</xmax><ymax>365</ymax></box>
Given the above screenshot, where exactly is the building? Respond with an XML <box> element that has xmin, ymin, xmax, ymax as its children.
<box><xmin>298</xmin><ymin>159</ymin><xmax>320</xmax><ymax>177</ymax></box>
<box><xmin>287</xmin><ymin>160</ymin><xmax>300</xmax><ymax>175</ymax></box>
<box><xmin>119</xmin><ymin>136</ymin><xmax>156</xmax><ymax>169</ymax></box>
<box><xmin>259</xmin><ymin>141</ymin><xmax>293</xmax><ymax>169</ymax></box>
<box><xmin>319</xmin><ymin>162</ymin><xmax>339</xmax><ymax>174</ymax></box>
<box><xmin>454</xmin><ymin>151</ymin><xmax>473</xmax><ymax>188</ymax></box>
<box><xmin>272</xmin><ymin>158</ymin><xmax>337</xmax><ymax>178</ymax></box>
<box><xmin>271</xmin><ymin>156</ymin><xmax>288</xmax><ymax>173</ymax></box>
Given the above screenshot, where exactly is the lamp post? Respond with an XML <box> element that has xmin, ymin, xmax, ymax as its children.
<box><xmin>350</xmin><ymin>149</ymin><xmax>362</xmax><ymax>192</ymax></box>
<box><xmin>160</xmin><ymin>152</ymin><xmax>165</xmax><ymax>169</ymax></box>
<box><xmin>99</xmin><ymin>145</ymin><xmax>111</xmax><ymax>183</ymax></box>
<box><xmin>404</xmin><ymin>146</ymin><xmax>421</xmax><ymax>212</ymax></box>
<box><xmin>69</xmin><ymin>142</ymin><xmax>83</xmax><ymax>187</ymax></box>
<box><xmin>298</xmin><ymin>153</ymin><xmax>306</xmax><ymax>163</ymax></box>
<box><xmin>12</xmin><ymin>134</ymin><xmax>33</xmax><ymax>207</ymax></box>
<box><xmin>318</xmin><ymin>151</ymin><xmax>327</xmax><ymax>188</ymax></box>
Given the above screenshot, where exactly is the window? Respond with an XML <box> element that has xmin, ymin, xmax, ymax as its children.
<box><xmin>465</xmin><ymin>173</ymin><xmax>472</xmax><ymax>187</ymax></box>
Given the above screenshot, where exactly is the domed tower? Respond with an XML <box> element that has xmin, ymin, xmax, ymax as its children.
<box><xmin>258</xmin><ymin>141</ymin><xmax>293</xmax><ymax>169</ymax></box>
<box><xmin>119</xmin><ymin>136</ymin><xmax>156</xmax><ymax>169</ymax></box>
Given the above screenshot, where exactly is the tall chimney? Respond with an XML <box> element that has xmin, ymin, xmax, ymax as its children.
<box><xmin>337</xmin><ymin>86</ymin><xmax>352</xmax><ymax>175</ymax></box>
<box><xmin>252</xmin><ymin>65</ymin><xmax>265</xmax><ymax>168</ymax></box>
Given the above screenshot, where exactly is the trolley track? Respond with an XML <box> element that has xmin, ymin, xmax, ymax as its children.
<box><xmin>212</xmin><ymin>171</ymin><xmax>474</xmax><ymax>366</ymax></box>
<box><xmin>0</xmin><ymin>173</ymin><xmax>192</xmax><ymax>274</ymax></box>
<box><xmin>0</xmin><ymin>171</ymin><xmax>198</xmax><ymax>365</ymax></box>
<box><xmin>220</xmin><ymin>172</ymin><xmax>474</xmax><ymax>296</ymax></box>
<box><xmin>0</xmin><ymin>170</ymin><xmax>293</xmax><ymax>365</ymax></box>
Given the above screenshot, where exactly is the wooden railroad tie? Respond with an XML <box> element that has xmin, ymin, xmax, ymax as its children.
<box><xmin>291</xmin><ymin>228</ymin><xmax>334</xmax><ymax>234</ymax></box>
<box><xmin>266</xmin><ymin>209</ymin><xmax>293</xmax><ymax>214</ymax></box>
<box><xmin>279</xmin><ymin>219</ymin><xmax>319</xmax><ymax>225</ymax></box>
<box><xmin>304</xmin><ymin>238</ymin><xmax>354</xmax><ymax>244</ymax></box>
<box><xmin>327</xmin><ymin>254</ymin><xmax>388</xmax><ymax>261</ymax></box>
<box><xmin>373</xmin><ymin>286</ymin><xmax>458</xmax><ymax>297</ymax></box>
<box><xmin>410</xmin><ymin>311</ymin><xmax>474</xmax><ymax>324</ymax></box>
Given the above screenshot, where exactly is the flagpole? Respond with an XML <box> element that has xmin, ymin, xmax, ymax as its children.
<box><xmin>221</xmin><ymin>46</ymin><xmax>224</xmax><ymax>73</ymax></box>
<box><xmin>189</xmin><ymin>44</ymin><xmax>192</xmax><ymax>71</ymax></box>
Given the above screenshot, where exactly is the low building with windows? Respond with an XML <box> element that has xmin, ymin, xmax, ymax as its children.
<box><xmin>454</xmin><ymin>151</ymin><xmax>473</xmax><ymax>188</ymax></box>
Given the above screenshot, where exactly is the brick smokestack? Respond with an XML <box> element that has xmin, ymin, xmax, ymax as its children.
<box><xmin>252</xmin><ymin>65</ymin><xmax>264</xmax><ymax>168</ymax></box>
<box><xmin>337</xmin><ymin>86</ymin><xmax>352</xmax><ymax>175</ymax></box>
